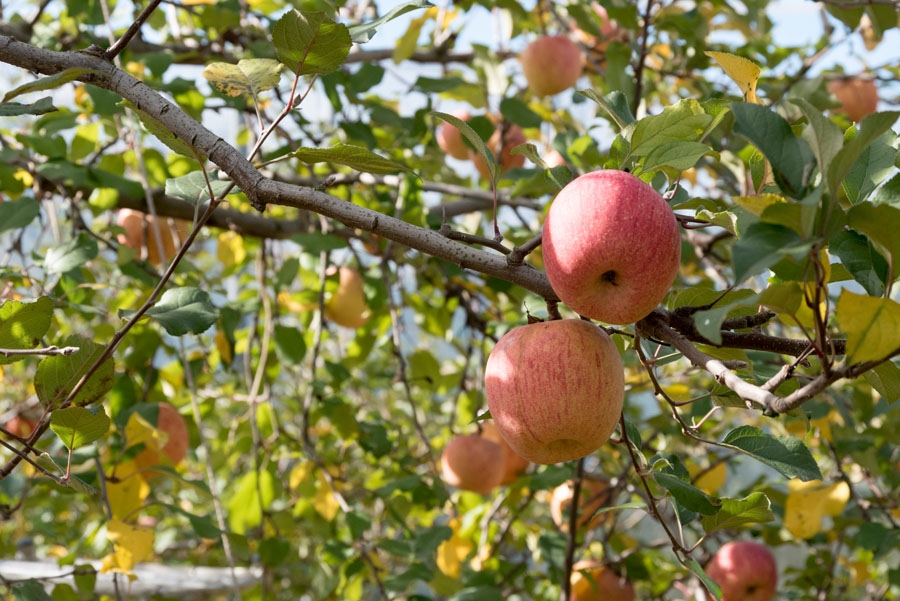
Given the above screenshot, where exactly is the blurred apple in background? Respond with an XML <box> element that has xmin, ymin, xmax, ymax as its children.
<box><xmin>520</xmin><ymin>35</ymin><xmax>585</xmax><ymax>96</ymax></box>
<box><xmin>441</xmin><ymin>434</ymin><xmax>505</xmax><ymax>495</ymax></box>
<box><xmin>828</xmin><ymin>77</ymin><xmax>878</xmax><ymax>122</ymax></box>
<box><xmin>481</xmin><ymin>422</ymin><xmax>530</xmax><ymax>485</ymax></box>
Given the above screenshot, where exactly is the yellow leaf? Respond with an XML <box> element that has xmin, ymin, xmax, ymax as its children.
<box><xmin>842</xmin><ymin>558</ymin><xmax>870</xmax><ymax>586</ymax></box>
<box><xmin>107</xmin><ymin>460</ymin><xmax>150</xmax><ymax>521</ymax></box>
<box><xmin>202</xmin><ymin>59</ymin><xmax>282</xmax><ymax>98</ymax></box>
<box><xmin>693</xmin><ymin>462</ymin><xmax>727</xmax><ymax>496</ymax></box>
<box><xmin>784</xmin><ymin>479</ymin><xmax>849</xmax><ymax>540</ymax></box>
<box><xmin>732</xmin><ymin>194</ymin><xmax>784</xmax><ymax>216</ymax></box>
<box><xmin>393</xmin><ymin>7</ymin><xmax>439</xmax><ymax>63</ymax></box>
<box><xmin>810</xmin><ymin>409</ymin><xmax>842</xmax><ymax>443</ymax></box>
<box><xmin>313</xmin><ymin>471</ymin><xmax>340</xmax><ymax>521</ymax></box>
<box><xmin>437</xmin><ymin>518</ymin><xmax>474</xmax><ymax>578</ymax></box>
<box><xmin>215</xmin><ymin>329</ymin><xmax>233</xmax><ymax>364</ymax></box>
<box><xmin>217</xmin><ymin>231</ymin><xmax>247</xmax><ymax>267</ymax></box>
<box><xmin>823</xmin><ymin>481</ymin><xmax>850</xmax><ymax>516</ymax></box>
<box><xmin>125</xmin><ymin>412</ymin><xmax>166</xmax><ymax>454</ymax></box>
<box><xmin>103</xmin><ymin>519</ymin><xmax>155</xmax><ymax>577</ymax></box>
<box><xmin>289</xmin><ymin>462</ymin><xmax>315</xmax><ymax>489</ymax></box>
<box><xmin>705</xmin><ymin>51</ymin><xmax>762</xmax><ymax>104</ymax></box>
<box><xmin>785</xmin><ymin>479</ymin><xmax>827</xmax><ymax>539</ymax></box>
<box><xmin>835</xmin><ymin>290</ymin><xmax>900</xmax><ymax>364</ymax></box>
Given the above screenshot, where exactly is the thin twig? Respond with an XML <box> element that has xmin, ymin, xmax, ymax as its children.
<box><xmin>0</xmin><ymin>345</ymin><xmax>79</xmax><ymax>358</ymax></box>
<box><xmin>103</xmin><ymin>0</ymin><xmax>164</xmax><ymax>61</ymax></box>
<box><xmin>631</xmin><ymin>0</ymin><xmax>656</xmax><ymax>116</ymax></box>
<box><xmin>561</xmin><ymin>457</ymin><xmax>585</xmax><ymax>601</ymax></box>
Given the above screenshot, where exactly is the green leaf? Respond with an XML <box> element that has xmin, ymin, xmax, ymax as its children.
<box><xmin>165</xmin><ymin>170</ymin><xmax>233</xmax><ymax>205</ymax></box>
<box><xmin>835</xmin><ymin>289</ymin><xmax>900</xmax><ymax>364</ymax></box>
<box><xmin>684</xmin><ymin>558</ymin><xmax>722</xmax><ymax>601</ymax></box>
<box><xmin>872</xmin><ymin>172</ymin><xmax>900</xmax><ymax>208</ymax></box>
<box><xmin>847</xmin><ymin>202</ymin><xmax>900</xmax><ymax>281</ymax></box>
<box><xmin>274</xmin><ymin>325</ymin><xmax>306</xmax><ymax>363</ymax></box>
<box><xmin>629</xmin><ymin>99</ymin><xmax>711</xmax><ymax>157</ymax></box>
<box><xmin>259</xmin><ymin>537</ymin><xmax>291</xmax><ymax>567</ymax></box>
<box><xmin>864</xmin><ymin>361</ymin><xmax>900</xmax><ymax>404</ymax></box>
<box><xmin>731</xmin><ymin>102</ymin><xmax>815</xmax><ymax>197</ymax></box>
<box><xmin>499</xmin><ymin>97</ymin><xmax>542</xmax><ymax>129</ymax></box>
<box><xmin>788</xmin><ymin>97</ymin><xmax>843</xmax><ymax>178</ymax></box>
<box><xmin>827</xmin><ymin>112</ymin><xmax>900</xmax><ymax>196</ymax></box>
<box><xmin>731</xmin><ymin>222</ymin><xmax>816</xmax><ymax>284</ymax></box>
<box><xmin>0</xmin><ymin>97</ymin><xmax>57</xmax><ymax>116</ymax></box>
<box><xmin>829</xmin><ymin>230</ymin><xmax>887</xmax><ymax>297</ymax></box>
<box><xmin>291</xmin><ymin>232</ymin><xmax>347</xmax><ymax>252</ymax></box>
<box><xmin>272</xmin><ymin>10</ymin><xmax>352</xmax><ymax>75</ymax></box>
<box><xmin>122</xmin><ymin>100</ymin><xmax>202</xmax><ymax>159</ymax></box>
<box><xmin>1</xmin><ymin>68</ymin><xmax>95</xmax><ymax>105</ymax></box>
<box><xmin>432</xmin><ymin>111</ymin><xmax>498</xmax><ymax>182</ymax></box>
<box><xmin>44</xmin><ymin>232</ymin><xmax>99</xmax><ymax>274</ymax></box>
<box><xmin>12</xmin><ymin>579</ymin><xmax>53</xmax><ymax>601</ymax></box>
<box><xmin>291</xmin><ymin>144</ymin><xmax>414</xmax><ymax>175</ymax></box>
<box><xmin>202</xmin><ymin>59</ymin><xmax>282</xmax><ymax>98</ymax></box>
<box><xmin>576</xmin><ymin>89</ymin><xmax>635</xmax><ymax>131</ymax></box>
<box><xmin>642</xmin><ymin>140</ymin><xmax>713</xmax><ymax>172</ymax></box>
<box><xmin>0</xmin><ymin>196</ymin><xmax>40</xmax><ymax>235</ymax></box>
<box><xmin>701</xmin><ymin>492</ymin><xmax>774</xmax><ymax>534</ymax></box>
<box><xmin>721</xmin><ymin>426</ymin><xmax>822</xmax><ymax>481</ymax></box>
<box><xmin>653</xmin><ymin>472</ymin><xmax>721</xmax><ymax>515</ymax></box>
<box><xmin>0</xmin><ymin>296</ymin><xmax>53</xmax><ymax>365</ymax></box>
<box><xmin>841</xmin><ymin>131</ymin><xmax>896</xmax><ymax>204</ymax></box>
<box><xmin>349</xmin><ymin>0</ymin><xmax>433</xmax><ymax>43</ymax></box>
<box><xmin>119</xmin><ymin>287</ymin><xmax>218</xmax><ymax>336</ymax></box>
<box><xmin>35</xmin><ymin>335</ymin><xmax>114</xmax><ymax>408</ymax></box>
<box><xmin>49</xmin><ymin>406</ymin><xmax>110</xmax><ymax>451</ymax></box>
<box><xmin>226</xmin><ymin>469</ymin><xmax>282</xmax><ymax>534</ymax></box>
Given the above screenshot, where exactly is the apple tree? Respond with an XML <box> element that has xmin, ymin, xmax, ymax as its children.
<box><xmin>1</xmin><ymin>0</ymin><xmax>899</xmax><ymax>599</ymax></box>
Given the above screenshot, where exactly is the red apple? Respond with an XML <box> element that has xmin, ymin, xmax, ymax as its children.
<box><xmin>471</xmin><ymin>123</ymin><xmax>527</xmax><ymax>179</ymax></box>
<box><xmin>520</xmin><ymin>35</ymin><xmax>585</xmax><ymax>96</ymax></box>
<box><xmin>571</xmin><ymin>4</ymin><xmax>620</xmax><ymax>47</ymax></box>
<box><xmin>5</xmin><ymin>415</ymin><xmax>37</xmax><ymax>439</ymax></box>
<box><xmin>828</xmin><ymin>77</ymin><xmax>878</xmax><ymax>122</ymax></box>
<box><xmin>437</xmin><ymin>110</ymin><xmax>472</xmax><ymax>160</ymax></box>
<box><xmin>133</xmin><ymin>402</ymin><xmax>189</xmax><ymax>476</ymax></box>
<box><xmin>705</xmin><ymin>541</ymin><xmax>777</xmax><ymax>601</ymax></box>
<box><xmin>550</xmin><ymin>476</ymin><xmax>611</xmax><ymax>530</ymax></box>
<box><xmin>481</xmin><ymin>422</ymin><xmax>530</xmax><ymax>485</ymax></box>
<box><xmin>571</xmin><ymin>560</ymin><xmax>635</xmax><ymax>601</ymax></box>
<box><xmin>543</xmin><ymin>170</ymin><xmax>681</xmax><ymax>324</ymax></box>
<box><xmin>441</xmin><ymin>434</ymin><xmax>506</xmax><ymax>495</ymax></box>
<box><xmin>484</xmin><ymin>319</ymin><xmax>624</xmax><ymax>464</ymax></box>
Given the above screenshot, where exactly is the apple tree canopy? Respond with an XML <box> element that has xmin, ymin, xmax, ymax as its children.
<box><xmin>0</xmin><ymin>0</ymin><xmax>899</xmax><ymax>599</ymax></box>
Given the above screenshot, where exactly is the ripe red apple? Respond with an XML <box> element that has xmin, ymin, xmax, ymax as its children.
<box><xmin>484</xmin><ymin>319</ymin><xmax>624</xmax><ymax>464</ymax></box>
<box><xmin>542</xmin><ymin>170</ymin><xmax>681</xmax><ymax>324</ymax></box>
<box><xmin>827</xmin><ymin>77</ymin><xmax>878</xmax><ymax>122</ymax></box>
<box><xmin>520</xmin><ymin>35</ymin><xmax>585</xmax><ymax>96</ymax></box>
<box><xmin>133</xmin><ymin>402</ymin><xmax>189</xmax><ymax>476</ymax></box>
<box><xmin>550</xmin><ymin>476</ymin><xmax>611</xmax><ymax>530</ymax></box>
<box><xmin>705</xmin><ymin>541</ymin><xmax>777</xmax><ymax>601</ymax></box>
<box><xmin>5</xmin><ymin>415</ymin><xmax>37</xmax><ymax>439</ymax></box>
<box><xmin>471</xmin><ymin>123</ymin><xmax>527</xmax><ymax>179</ymax></box>
<box><xmin>481</xmin><ymin>422</ymin><xmax>530</xmax><ymax>485</ymax></box>
<box><xmin>437</xmin><ymin>110</ymin><xmax>472</xmax><ymax>160</ymax></box>
<box><xmin>571</xmin><ymin>560</ymin><xmax>635</xmax><ymax>601</ymax></box>
<box><xmin>441</xmin><ymin>434</ymin><xmax>506</xmax><ymax>494</ymax></box>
